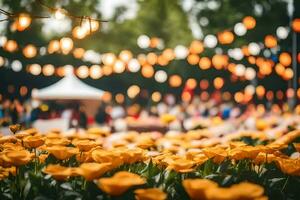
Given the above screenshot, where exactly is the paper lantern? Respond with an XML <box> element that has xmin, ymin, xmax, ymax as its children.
<box><xmin>152</xmin><ymin>92</ymin><xmax>161</xmax><ymax>102</ymax></box>
<box><xmin>264</xmin><ymin>35</ymin><xmax>277</xmax><ymax>48</ymax></box>
<box><xmin>72</xmin><ymin>26</ymin><xmax>87</xmax><ymax>39</ymax></box>
<box><xmin>60</xmin><ymin>37</ymin><xmax>73</xmax><ymax>54</ymax></box>
<box><xmin>199</xmin><ymin>57</ymin><xmax>211</xmax><ymax>70</ymax></box>
<box><xmin>217</xmin><ymin>31</ymin><xmax>234</xmax><ymax>44</ymax></box>
<box><xmin>141</xmin><ymin>65</ymin><xmax>154</xmax><ymax>78</ymax></box>
<box><xmin>213</xmin><ymin>77</ymin><xmax>224</xmax><ymax>89</ymax></box>
<box><xmin>169</xmin><ymin>75</ymin><xmax>182</xmax><ymax>87</ymax></box>
<box><xmin>279</xmin><ymin>52</ymin><xmax>292</xmax><ymax>66</ymax></box>
<box><xmin>292</xmin><ymin>18</ymin><xmax>300</xmax><ymax>32</ymax></box>
<box><xmin>17</xmin><ymin>13</ymin><xmax>31</xmax><ymax>31</ymax></box>
<box><xmin>23</xmin><ymin>44</ymin><xmax>37</xmax><ymax>58</ymax></box>
<box><xmin>127</xmin><ymin>85</ymin><xmax>140</xmax><ymax>98</ymax></box>
<box><xmin>48</xmin><ymin>40</ymin><xmax>60</xmax><ymax>54</ymax></box>
<box><xmin>189</xmin><ymin>40</ymin><xmax>204</xmax><ymax>54</ymax></box>
<box><xmin>187</xmin><ymin>54</ymin><xmax>200</xmax><ymax>65</ymax></box>
<box><xmin>243</xmin><ymin>16</ymin><xmax>256</xmax><ymax>30</ymax></box>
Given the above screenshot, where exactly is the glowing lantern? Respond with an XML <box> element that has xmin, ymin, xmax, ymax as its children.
<box><xmin>60</xmin><ymin>37</ymin><xmax>73</xmax><ymax>54</ymax></box>
<box><xmin>217</xmin><ymin>31</ymin><xmax>234</xmax><ymax>44</ymax></box>
<box><xmin>162</xmin><ymin>48</ymin><xmax>175</xmax><ymax>61</ymax></box>
<box><xmin>141</xmin><ymin>65</ymin><xmax>154</xmax><ymax>78</ymax></box>
<box><xmin>102</xmin><ymin>65</ymin><xmax>113</xmax><ymax>76</ymax></box>
<box><xmin>243</xmin><ymin>16</ymin><xmax>256</xmax><ymax>30</ymax></box>
<box><xmin>187</xmin><ymin>54</ymin><xmax>200</xmax><ymax>65</ymax></box>
<box><xmin>182</xmin><ymin>91</ymin><xmax>192</xmax><ymax>102</ymax></box>
<box><xmin>154</xmin><ymin>70</ymin><xmax>168</xmax><ymax>83</ymax></box>
<box><xmin>42</xmin><ymin>64</ymin><xmax>55</xmax><ymax>76</ymax></box>
<box><xmin>152</xmin><ymin>91</ymin><xmax>161</xmax><ymax>102</ymax></box>
<box><xmin>73</xmin><ymin>48</ymin><xmax>85</xmax><ymax>59</ymax></box>
<box><xmin>90</xmin><ymin>65</ymin><xmax>102</xmax><ymax>79</ymax></box>
<box><xmin>157</xmin><ymin>55</ymin><xmax>169</xmax><ymax>66</ymax></box>
<box><xmin>275</xmin><ymin>64</ymin><xmax>285</xmax><ymax>76</ymax></box>
<box><xmin>256</xmin><ymin>85</ymin><xmax>265</xmax><ymax>98</ymax></box>
<box><xmin>48</xmin><ymin>40</ymin><xmax>60</xmax><ymax>54</ymax></box>
<box><xmin>169</xmin><ymin>75</ymin><xmax>182</xmax><ymax>87</ymax></box>
<box><xmin>150</xmin><ymin>37</ymin><xmax>160</xmax><ymax>48</ymax></box>
<box><xmin>102</xmin><ymin>53</ymin><xmax>116</xmax><ymax>66</ymax></box>
<box><xmin>199</xmin><ymin>57</ymin><xmax>211</xmax><ymax>70</ymax></box>
<box><xmin>127</xmin><ymin>85</ymin><xmax>140</xmax><ymax>98</ymax></box>
<box><xmin>72</xmin><ymin>26</ymin><xmax>87</xmax><ymax>39</ymax></box>
<box><xmin>119</xmin><ymin>50</ymin><xmax>133</xmax><ymax>63</ymax></box>
<box><xmin>17</xmin><ymin>13</ymin><xmax>31</xmax><ymax>31</ymax></box>
<box><xmin>102</xmin><ymin>92</ymin><xmax>112</xmax><ymax>103</ymax></box>
<box><xmin>4</xmin><ymin>40</ymin><xmax>18</xmax><ymax>52</ymax></box>
<box><xmin>234</xmin><ymin>92</ymin><xmax>244</xmax><ymax>103</ymax></box>
<box><xmin>292</xmin><ymin>18</ymin><xmax>300</xmax><ymax>32</ymax></box>
<box><xmin>279</xmin><ymin>52</ymin><xmax>292</xmax><ymax>66</ymax></box>
<box><xmin>23</xmin><ymin>44</ymin><xmax>37</xmax><ymax>58</ymax></box>
<box><xmin>115</xmin><ymin>93</ymin><xmax>125</xmax><ymax>104</ymax></box>
<box><xmin>264</xmin><ymin>35</ymin><xmax>277</xmax><ymax>48</ymax></box>
<box><xmin>212</xmin><ymin>54</ymin><xmax>228</xmax><ymax>69</ymax></box>
<box><xmin>283</xmin><ymin>68</ymin><xmax>294</xmax><ymax>80</ymax></box>
<box><xmin>77</xmin><ymin>65</ymin><xmax>89</xmax><ymax>78</ymax></box>
<box><xmin>213</xmin><ymin>77</ymin><xmax>224</xmax><ymax>89</ymax></box>
<box><xmin>29</xmin><ymin>64</ymin><xmax>41</xmax><ymax>75</ymax></box>
<box><xmin>147</xmin><ymin>52</ymin><xmax>158</xmax><ymax>65</ymax></box>
<box><xmin>189</xmin><ymin>40</ymin><xmax>204</xmax><ymax>54</ymax></box>
<box><xmin>81</xmin><ymin>19</ymin><xmax>100</xmax><ymax>32</ymax></box>
<box><xmin>186</xmin><ymin>78</ymin><xmax>197</xmax><ymax>89</ymax></box>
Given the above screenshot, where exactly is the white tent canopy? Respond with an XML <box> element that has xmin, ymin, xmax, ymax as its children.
<box><xmin>32</xmin><ymin>66</ymin><xmax>104</xmax><ymax>100</ymax></box>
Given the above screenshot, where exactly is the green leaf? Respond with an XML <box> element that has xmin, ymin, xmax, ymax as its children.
<box><xmin>23</xmin><ymin>180</ymin><xmax>31</xmax><ymax>199</ymax></box>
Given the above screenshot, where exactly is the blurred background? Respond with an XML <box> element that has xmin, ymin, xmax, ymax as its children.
<box><xmin>0</xmin><ymin>0</ymin><xmax>299</xmax><ymax>131</ymax></box>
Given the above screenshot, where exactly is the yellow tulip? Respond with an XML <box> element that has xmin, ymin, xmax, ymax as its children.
<box><xmin>75</xmin><ymin>162</ymin><xmax>111</xmax><ymax>181</ymax></box>
<box><xmin>23</xmin><ymin>135</ymin><xmax>45</xmax><ymax>148</ymax></box>
<box><xmin>97</xmin><ymin>171</ymin><xmax>146</xmax><ymax>196</ymax></box>
<box><xmin>46</xmin><ymin>146</ymin><xmax>79</xmax><ymax>160</ymax></box>
<box><xmin>182</xmin><ymin>179</ymin><xmax>218</xmax><ymax>200</ymax></box>
<box><xmin>43</xmin><ymin>164</ymin><xmax>73</xmax><ymax>181</ymax></box>
<box><xmin>134</xmin><ymin>188</ymin><xmax>167</xmax><ymax>200</ymax></box>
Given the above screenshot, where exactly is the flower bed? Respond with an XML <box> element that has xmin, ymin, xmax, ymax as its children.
<box><xmin>0</xmin><ymin>127</ymin><xmax>300</xmax><ymax>200</ymax></box>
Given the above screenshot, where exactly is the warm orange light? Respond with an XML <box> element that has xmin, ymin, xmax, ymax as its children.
<box><xmin>115</xmin><ymin>93</ymin><xmax>125</xmax><ymax>104</ymax></box>
<box><xmin>217</xmin><ymin>31</ymin><xmax>234</xmax><ymax>44</ymax></box>
<box><xmin>17</xmin><ymin>13</ymin><xmax>31</xmax><ymax>31</ymax></box>
<box><xmin>102</xmin><ymin>92</ymin><xmax>112</xmax><ymax>103</ymax></box>
<box><xmin>4</xmin><ymin>40</ymin><xmax>18</xmax><ymax>52</ymax></box>
<box><xmin>187</xmin><ymin>54</ymin><xmax>200</xmax><ymax>65</ymax></box>
<box><xmin>275</xmin><ymin>64</ymin><xmax>285</xmax><ymax>76</ymax></box>
<box><xmin>242</xmin><ymin>46</ymin><xmax>250</xmax><ymax>56</ymax></box>
<box><xmin>186</xmin><ymin>78</ymin><xmax>197</xmax><ymax>89</ymax></box>
<box><xmin>264</xmin><ymin>35</ymin><xmax>277</xmax><ymax>48</ymax></box>
<box><xmin>169</xmin><ymin>75</ymin><xmax>182</xmax><ymax>87</ymax></box>
<box><xmin>42</xmin><ymin>64</ymin><xmax>55</xmax><ymax>76</ymax></box>
<box><xmin>151</xmin><ymin>91</ymin><xmax>162</xmax><ymax>102</ymax></box>
<box><xmin>213</xmin><ymin>77</ymin><xmax>224</xmax><ymax>89</ymax></box>
<box><xmin>150</xmin><ymin>37</ymin><xmax>160</xmax><ymax>48</ymax></box>
<box><xmin>234</xmin><ymin>92</ymin><xmax>244</xmax><ymax>103</ymax></box>
<box><xmin>102</xmin><ymin>53</ymin><xmax>116</xmax><ymax>66</ymax></box>
<box><xmin>199</xmin><ymin>57</ymin><xmax>211</xmax><ymax>70</ymax></box>
<box><xmin>212</xmin><ymin>54</ymin><xmax>228</xmax><ymax>69</ymax></box>
<box><xmin>243</xmin><ymin>16</ymin><xmax>256</xmax><ymax>30</ymax></box>
<box><xmin>141</xmin><ymin>65</ymin><xmax>154</xmax><ymax>78</ymax></box>
<box><xmin>90</xmin><ymin>65</ymin><xmax>102</xmax><ymax>79</ymax></box>
<box><xmin>157</xmin><ymin>55</ymin><xmax>169</xmax><ymax>66</ymax></box>
<box><xmin>119</xmin><ymin>50</ymin><xmax>133</xmax><ymax>63</ymax></box>
<box><xmin>72</xmin><ymin>26</ymin><xmax>87</xmax><ymax>39</ymax></box>
<box><xmin>127</xmin><ymin>85</ymin><xmax>140</xmax><ymax>98</ymax></box>
<box><xmin>283</xmin><ymin>68</ymin><xmax>294</xmax><ymax>80</ymax></box>
<box><xmin>102</xmin><ymin>65</ymin><xmax>113</xmax><ymax>76</ymax></box>
<box><xmin>292</xmin><ymin>18</ymin><xmax>300</xmax><ymax>32</ymax></box>
<box><xmin>162</xmin><ymin>48</ymin><xmax>175</xmax><ymax>61</ymax></box>
<box><xmin>189</xmin><ymin>40</ymin><xmax>204</xmax><ymax>54</ymax></box>
<box><xmin>77</xmin><ymin>65</ymin><xmax>89</xmax><ymax>78</ymax></box>
<box><xmin>19</xmin><ymin>86</ymin><xmax>28</xmax><ymax>96</ymax></box>
<box><xmin>48</xmin><ymin>40</ymin><xmax>60</xmax><ymax>54</ymax></box>
<box><xmin>73</xmin><ymin>48</ymin><xmax>85</xmax><ymax>59</ymax></box>
<box><xmin>29</xmin><ymin>64</ymin><xmax>41</xmax><ymax>75</ymax></box>
<box><xmin>147</xmin><ymin>52</ymin><xmax>158</xmax><ymax>65</ymax></box>
<box><xmin>256</xmin><ymin>85</ymin><xmax>265</xmax><ymax>98</ymax></box>
<box><xmin>60</xmin><ymin>37</ymin><xmax>73</xmax><ymax>54</ymax></box>
<box><xmin>279</xmin><ymin>52</ymin><xmax>292</xmax><ymax>66</ymax></box>
<box><xmin>182</xmin><ymin>91</ymin><xmax>192</xmax><ymax>102</ymax></box>
<box><xmin>23</xmin><ymin>44</ymin><xmax>37</xmax><ymax>58</ymax></box>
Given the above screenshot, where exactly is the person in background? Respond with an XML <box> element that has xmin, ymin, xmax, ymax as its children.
<box><xmin>79</xmin><ymin>106</ymin><xmax>87</xmax><ymax>129</ymax></box>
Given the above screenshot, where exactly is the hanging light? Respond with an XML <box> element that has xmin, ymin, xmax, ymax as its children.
<box><xmin>189</xmin><ymin>40</ymin><xmax>204</xmax><ymax>54</ymax></box>
<box><xmin>42</xmin><ymin>64</ymin><xmax>55</xmax><ymax>76</ymax></box>
<box><xmin>127</xmin><ymin>85</ymin><xmax>140</xmax><ymax>98</ymax></box>
<box><xmin>151</xmin><ymin>91</ymin><xmax>161</xmax><ymax>102</ymax></box>
<box><xmin>4</xmin><ymin>40</ymin><xmax>18</xmax><ymax>52</ymax></box>
<box><xmin>113</xmin><ymin>60</ymin><xmax>125</xmax><ymax>73</ymax></box>
<box><xmin>169</xmin><ymin>75</ymin><xmax>182</xmax><ymax>87</ymax></box>
<box><xmin>48</xmin><ymin>40</ymin><xmax>60</xmax><ymax>54</ymax></box>
<box><xmin>141</xmin><ymin>65</ymin><xmax>154</xmax><ymax>78</ymax></box>
<box><xmin>102</xmin><ymin>53</ymin><xmax>116</xmax><ymax>66</ymax></box>
<box><xmin>72</xmin><ymin>26</ymin><xmax>87</xmax><ymax>39</ymax></box>
<box><xmin>217</xmin><ymin>31</ymin><xmax>234</xmax><ymax>44</ymax></box>
<box><xmin>279</xmin><ymin>52</ymin><xmax>292</xmax><ymax>66</ymax></box>
<box><xmin>242</xmin><ymin>16</ymin><xmax>256</xmax><ymax>30</ymax></box>
<box><xmin>29</xmin><ymin>64</ymin><xmax>42</xmax><ymax>75</ymax></box>
<box><xmin>264</xmin><ymin>35</ymin><xmax>277</xmax><ymax>48</ymax></box>
<box><xmin>248</xmin><ymin>42</ymin><xmax>260</xmax><ymax>55</ymax></box>
<box><xmin>199</xmin><ymin>57</ymin><xmax>211</xmax><ymax>70</ymax></box>
<box><xmin>54</xmin><ymin>8</ymin><xmax>66</xmax><ymax>20</ymax></box>
<box><xmin>90</xmin><ymin>65</ymin><xmax>102</xmax><ymax>79</ymax></box>
<box><xmin>11</xmin><ymin>60</ymin><xmax>22</xmax><ymax>72</ymax></box>
<box><xmin>292</xmin><ymin>18</ymin><xmax>300</xmax><ymax>33</ymax></box>
<box><xmin>213</xmin><ymin>77</ymin><xmax>224</xmax><ymax>89</ymax></box>
<box><xmin>60</xmin><ymin>37</ymin><xmax>73</xmax><ymax>54</ymax></box>
<box><xmin>17</xmin><ymin>13</ymin><xmax>31</xmax><ymax>31</ymax></box>
<box><xmin>23</xmin><ymin>44</ymin><xmax>37</xmax><ymax>58</ymax></box>
<box><xmin>119</xmin><ymin>50</ymin><xmax>133</xmax><ymax>63</ymax></box>
<box><xmin>276</xmin><ymin>26</ymin><xmax>289</xmax><ymax>39</ymax></box>
<box><xmin>77</xmin><ymin>65</ymin><xmax>89</xmax><ymax>78</ymax></box>
<box><xmin>234</xmin><ymin>23</ymin><xmax>247</xmax><ymax>36</ymax></box>
<box><xmin>174</xmin><ymin>45</ymin><xmax>188</xmax><ymax>59</ymax></box>
<box><xmin>137</xmin><ymin>35</ymin><xmax>150</xmax><ymax>49</ymax></box>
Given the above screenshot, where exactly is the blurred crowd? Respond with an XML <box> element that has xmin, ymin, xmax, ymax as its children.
<box><xmin>1</xmin><ymin>95</ymin><xmax>299</xmax><ymax>134</ymax></box>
